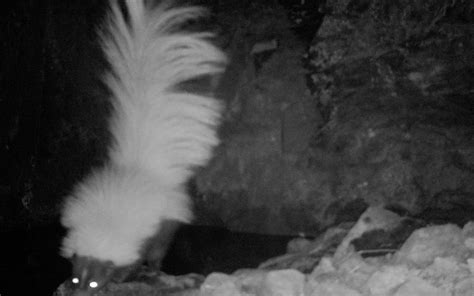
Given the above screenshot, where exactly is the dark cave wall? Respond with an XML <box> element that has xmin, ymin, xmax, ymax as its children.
<box><xmin>196</xmin><ymin>0</ymin><xmax>474</xmax><ymax>235</ymax></box>
<box><xmin>0</xmin><ymin>0</ymin><xmax>110</xmax><ymax>225</ymax></box>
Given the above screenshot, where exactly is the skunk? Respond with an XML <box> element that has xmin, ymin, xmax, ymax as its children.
<box><xmin>59</xmin><ymin>0</ymin><xmax>226</xmax><ymax>294</ymax></box>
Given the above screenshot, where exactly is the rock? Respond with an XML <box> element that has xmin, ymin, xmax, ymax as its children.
<box><xmin>337</xmin><ymin>253</ymin><xmax>378</xmax><ymax>292</ymax></box>
<box><xmin>464</xmin><ymin>238</ymin><xmax>474</xmax><ymax>251</ymax></box>
<box><xmin>463</xmin><ymin>222</ymin><xmax>474</xmax><ymax>238</ymax></box>
<box><xmin>453</xmin><ymin>277</ymin><xmax>474</xmax><ymax>296</ymax></box>
<box><xmin>199</xmin><ymin>273</ymin><xmax>241</xmax><ymax>296</ymax></box>
<box><xmin>366</xmin><ymin>265</ymin><xmax>411</xmax><ymax>296</ymax></box>
<box><xmin>311</xmin><ymin>257</ymin><xmax>337</xmax><ymax>277</ymax></box>
<box><xmin>393</xmin><ymin>277</ymin><xmax>450</xmax><ymax>296</ymax></box>
<box><xmin>334</xmin><ymin>207</ymin><xmax>402</xmax><ymax>260</ymax></box>
<box><xmin>260</xmin><ymin>269</ymin><xmax>305</xmax><ymax>296</ymax></box>
<box><xmin>287</xmin><ymin>237</ymin><xmax>314</xmax><ymax>253</ymax></box>
<box><xmin>233</xmin><ymin>269</ymin><xmax>268</xmax><ymax>295</ymax></box>
<box><xmin>305</xmin><ymin>277</ymin><xmax>362</xmax><ymax>296</ymax></box>
<box><xmin>394</xmin><ymin>224</ymin><xmax>469</xmax><ymax>268</ymax></box>
<box><xmin>467</xmin><ymin>259</ymin><xmax>474</xmax><ymax>275</ymax></box>
<box><xmin>463</xmin><ymin>222</ymin><xmax>474</xmax><ymax>251</ymax></box>
<box><xmin>420</xmin><ymin>257</ymin><xmax>471</xmax><ymax>292</ymax></box>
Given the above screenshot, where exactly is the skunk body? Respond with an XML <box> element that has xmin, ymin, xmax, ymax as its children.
<box><xmin>60</xmin><ymin>0</ymin><xmax>226</xmax><ymax>293</ymax></box>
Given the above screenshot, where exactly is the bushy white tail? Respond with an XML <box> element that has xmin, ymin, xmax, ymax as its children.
<box><xmin>105</xmin><ymin>0</ymin><xmax>226</xmax><ymax>187</ymax></box>
<box><xmin>61</xmin><ymin>0</ymin><xmax>226</xmax><ymax>266</ymax></box>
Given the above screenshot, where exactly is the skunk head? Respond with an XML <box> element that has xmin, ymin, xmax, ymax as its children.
<box><xmin>69</xmin><ymin>255</ymin><xmax>114</xmax><ymax>293</ymax></box>
<box><xmin>67</xmin><ymin>255</ymin><xmax>135</xmax><ymax>295</ymax></box>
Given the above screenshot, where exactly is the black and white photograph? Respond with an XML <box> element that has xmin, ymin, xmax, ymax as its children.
<box><xmin>0</xmin><ymin>0</ymin><xmax>473</xmax><ymax>295</ymax></box>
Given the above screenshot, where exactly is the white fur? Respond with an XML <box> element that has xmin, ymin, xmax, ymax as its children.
<box><xmin>60</xmin><ymin>0</ymin><xmax>226</xmax><ymax>266</ymax></box>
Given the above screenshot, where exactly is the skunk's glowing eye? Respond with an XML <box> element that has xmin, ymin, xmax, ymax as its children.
<box><xmin>89</xmin><ymin>281</ymin><xmax>98</xmax><ymax>289</ymax></box>
<box><xmin>71</xmin><ymin>277</ymin><xmax>79</xmax><ymax>284</ymax></box>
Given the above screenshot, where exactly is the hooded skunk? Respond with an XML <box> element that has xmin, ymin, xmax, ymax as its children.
<box><xmin>59</xmin><ymin>0</ymin><xmax>226</xmax><ymax>294</ymax></box>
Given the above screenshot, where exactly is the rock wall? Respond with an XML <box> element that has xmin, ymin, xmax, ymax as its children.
<box><xmin>197</xmin><ymin>0</ymin><xmax>474</xmax><ymax>235</ymax></box>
